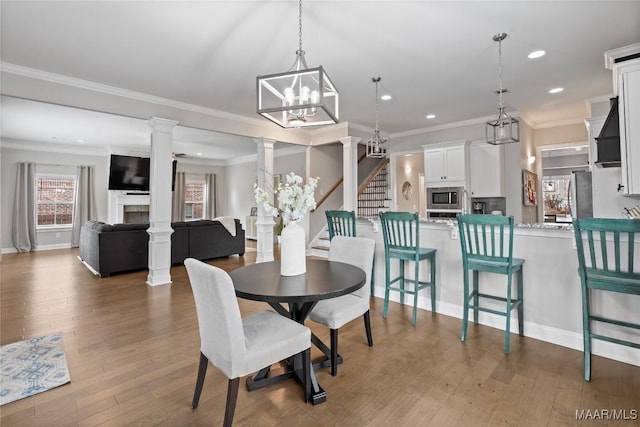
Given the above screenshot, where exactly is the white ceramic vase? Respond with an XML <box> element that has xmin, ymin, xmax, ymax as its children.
<box><xmin>279</xmin><ymin>220</ymin><xmax>306</xmax><ymax>276</ymax></box>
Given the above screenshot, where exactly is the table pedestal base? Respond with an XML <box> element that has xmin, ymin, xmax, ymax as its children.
<box><xmin>246</xmin><ymin>361</ymin><xmax>326</xmax><ymax>405</ymax></box>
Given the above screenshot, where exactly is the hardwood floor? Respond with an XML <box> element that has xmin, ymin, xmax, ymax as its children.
<box><xmin>1</xmin><ymin>245</ymin><xmax>638</xmax><ymax>426</ymax></box>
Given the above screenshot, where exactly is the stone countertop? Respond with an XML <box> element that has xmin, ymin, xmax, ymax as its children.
<box><xmin>420</xmin><ymin>218</ymin><xmax>573</xmax><ymax>230</ymax></box>
<box><xmin>357</xmin><ymin>216</ymin><xmax>573</xmax><ymax>230</ymax></box>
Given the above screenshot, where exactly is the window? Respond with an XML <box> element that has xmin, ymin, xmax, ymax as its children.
<box><xmin>185</xmin><ymin>181</ymin><xmax>206</xmax><ymax>220</ymax></box>
<box><xmin>36</xmin><ymin>175</ymin><xmax>76</xmax><ymax>227</ymax></box>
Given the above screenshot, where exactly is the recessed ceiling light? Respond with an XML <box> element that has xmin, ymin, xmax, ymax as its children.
<box><xmin>528</xmin><ymin>50</ymin><xmax>546</xmax><ymax>59</ymax></box>
<box><xmin>426</xmin><ymin>114</ymin><xmax>436</xmax><ymax>119</ymax></box>
<box><xmin>549</xmin><ymin>87</ymin><xmax>564</xmax><ymax>94</ymax></box>
<box><xmin>380</xmin><ymin>94</ymin><xmax>392</xmax><ymax>101</ymax></box>
<box><xmin>77</xmin><ymin>139</ymin><xmax>85</xmax><ymax>143</ymax></box>
<box><xmin>196</xmin><ymin>152</ymin><xmax>203</xmax><ymax>156</ymax></box>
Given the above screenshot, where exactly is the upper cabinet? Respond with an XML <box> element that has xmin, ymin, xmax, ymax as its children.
<box><xmin>469</xmin><ymin>142</ymin><xmax>505</xmax><ymax>197</ymax></box>
<box><xmin>424</xmin><ymin>143</ymin><xmax>467</xmax><ymax>187</ymax></box>
<box><xmin>615</xmin><ymin>58</ymin><xmax>640</xmax><ymax>195</ymax></box>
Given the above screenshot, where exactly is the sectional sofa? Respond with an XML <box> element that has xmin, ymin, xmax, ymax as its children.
<box><xmin>79</xmin><ymin>219</ymin><xmax>245</xmax><ymax>277</ymax></box>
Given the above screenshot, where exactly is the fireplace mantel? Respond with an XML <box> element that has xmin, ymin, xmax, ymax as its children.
<box><xmin>108</xmin><ymin>191</ymin><xmax>150</xmax><ymax>224</ymax></box>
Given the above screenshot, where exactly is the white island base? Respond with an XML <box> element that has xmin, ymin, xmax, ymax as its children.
<box><xmin>358</xmin><ymin>219</ymin><xmax>640</xmax><ymax>368</ymax></box>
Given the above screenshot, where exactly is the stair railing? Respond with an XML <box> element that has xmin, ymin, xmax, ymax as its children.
<box><xmin>313</xmin><ymin>152</ymin><xmax>368</xmax><ymax>211</ymax></box>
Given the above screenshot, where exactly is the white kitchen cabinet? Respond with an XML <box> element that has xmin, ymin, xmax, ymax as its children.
<box><xmin>469</xmin><ymin>142</ymin><xmax>505</xmax><ymax>197</ymax></box>
<box><xmin>615</xmin><ymin>58</ymin><xmax>640</xmax><ymax>195</ymax></box>
<box><xmin>424</xmin><ymin>143</ymin><xmax>466</xmax><ymax>186</ymax></box>
<box><xmin>245</xmin><ymin>216</ymin><xmax>257</xmax><ymax>240</ymax></box>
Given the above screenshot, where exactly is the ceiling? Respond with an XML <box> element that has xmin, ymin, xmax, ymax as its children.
<box><xmin>1</xmin><ymin>1</ymin><xmax>639</xmax><ymax>160</ymax></box>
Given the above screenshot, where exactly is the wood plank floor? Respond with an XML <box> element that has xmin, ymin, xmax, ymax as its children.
<box><xmin>1</xmin><ymin>244</ymin><xmax>639</xmax><ymax>426</ymax></box>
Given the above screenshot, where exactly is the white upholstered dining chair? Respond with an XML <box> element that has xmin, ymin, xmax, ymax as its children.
<box><xmin>185</xmin><ymin>258</ymin><xmax>311</xmax><ymax>427</ymax></box>
<box><xmin>308</xmin><ymin>236</ymin><xmax>375</xmax><ymax>376</ymax></box>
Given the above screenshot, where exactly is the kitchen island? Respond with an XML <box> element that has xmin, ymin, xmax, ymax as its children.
<box><xmin>356</xmin><ymin>218</ymin><xmax>639</xmax><ymax>367</ymax></box>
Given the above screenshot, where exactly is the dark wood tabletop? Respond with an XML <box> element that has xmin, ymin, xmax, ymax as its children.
<box><xmin>229</xmin><ymin>259</ymin><xmax>366</xmax><ymax>304</ymax></box>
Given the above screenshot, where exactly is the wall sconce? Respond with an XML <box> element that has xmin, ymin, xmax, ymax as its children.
<box><xmin>528</xmin><ymin>155</ymin><xmax>536</xmax><ymax>165</ymax></box>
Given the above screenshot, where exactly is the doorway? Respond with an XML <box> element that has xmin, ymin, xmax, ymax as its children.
<box><xmin>540</xmin><ymin>145</ymin><xmax>589</xmax><ymax>223</ymax></box>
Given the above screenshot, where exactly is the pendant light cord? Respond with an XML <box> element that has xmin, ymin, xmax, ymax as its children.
<box><xmin>497</xmin><ymin>37</ymin><xmax>504</xmax><ymax>109</ymax></box>
<box><xmin>373</xmin><ymin>77</ymin><xmax>381</xmax><ymax>132</ymax></box>
<box><xmin>298</xmin><ymin>0</ymin><xmax>303</xmax><ymax>54</ymax></box>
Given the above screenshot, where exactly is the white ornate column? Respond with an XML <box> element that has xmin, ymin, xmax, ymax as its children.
<box><xmin>340</xmin><ymin>136</ymin><xmax>361</xmax><ymax>211</ymax></box>
<box><xmin>255</xmin><ymin>137</ymin><xmax>276</xmax><ymax>263</ymax></box>
<box><xmin>147</xmin><ymin>117</ymin><xmax>178</xmax><ymax>286</ymax></box>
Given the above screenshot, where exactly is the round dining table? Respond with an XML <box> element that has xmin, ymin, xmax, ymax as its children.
<box><xmin>229</xmin><ymin>259</ymin><xmax>366</xmax><ymax>405</ymax></box>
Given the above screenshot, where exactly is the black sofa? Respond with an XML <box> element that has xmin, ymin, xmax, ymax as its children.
<box><xmin>79</xmin><ymin>219</ymin><xmax>245</xmax><ymax>277</ymax></box>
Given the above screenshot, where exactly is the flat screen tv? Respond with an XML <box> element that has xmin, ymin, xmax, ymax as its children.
<box><xmin>108</xmin><ymin>154</ymin><xmax>150</xmax><ymax>191</ymax></box>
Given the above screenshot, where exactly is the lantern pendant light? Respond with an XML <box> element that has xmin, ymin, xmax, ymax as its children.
<box><xmin>366</xmin><ymin>77</ymin><xmax>389</xmax><ymax>158</ymax></box>
<box><xmin>256</xmin><ymin>0</ymin><xmax>339</xmax><ymax>128</ymax></box>
<box><xmin>486</xmin><ymin>33</ymin><xmax>519</xmax><ymax>145</ymax></box>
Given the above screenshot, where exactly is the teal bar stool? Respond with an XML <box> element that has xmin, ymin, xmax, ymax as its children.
<box><xmin>573</xmin><ymin>218</ymin><xmax>640</xmax><ymax>381</ymax></box>
<box><xmin>326</xmin><ymin>210</ymin><xmax>376</xmax><ymax>296</ymax></box>
<box><xmin>325</xmin><ymin>210</ymin><xmax>357</xmax><ymax>240</ymax></box>
<box><xmin>379</xmin><ymin>211</ymin><xmax>437</xmax><ymax>326</ymax></box>
<box><xmin>457</xmin><ymin>214</ymin><xmax>524</xmax><ymax>354</ymax></box>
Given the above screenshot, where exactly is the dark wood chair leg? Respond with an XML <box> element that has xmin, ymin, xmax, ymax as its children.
<box><xmin>223</xmin><ymin>378</ymin><xmax>240</xmax><ymax>427</ymax></box>
<box><xmin>302</xmin><ymin>347</ymin><xmax>311</xmax><ymax>402</ymax></box>
<box><xmin>330</xmin><ymin>328</ymin><xmax>338</xmax><ymax>376</ymax></box>
<box><xmin>363</xmin><ymin>310</ymin><xmax>373</xmax><ymax>347</ymax></box>
<box><xmin>191</xmin><ymin>352</ymin><xmax>209</xmax><ymax>409</ymax></box>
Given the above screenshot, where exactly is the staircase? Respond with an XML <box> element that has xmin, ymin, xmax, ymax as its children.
<box><xmin>310</xmin><ymin>161</ymin><xmax>391</xmax><ymax>258</ymax></box>
<box><xmin>357</xmin><ymin>161</ymin><xmax>391</xmax><ymax>218</ymax></box>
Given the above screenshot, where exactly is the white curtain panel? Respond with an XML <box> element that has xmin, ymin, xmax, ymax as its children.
<box><xmin>71</xmin><ymin>165</ymin><xmax>97</xmax><ymax>247</ymax></box>
<box><xmin>206</xmin><ymin>173</ymin><xmax>217</xmax><ymax>219</ymax></box>
<box><xmin>172</xmin><ymin>171</ymin><xmax>186</xmax><ymax>222</ymax></box>
<box><xmin>12</xmin><ymin>162</ymin><xmax>37</xmax><ymax>252</ymax></box>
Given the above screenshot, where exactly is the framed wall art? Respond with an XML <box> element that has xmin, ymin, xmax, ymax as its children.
<box><xmin>523</xmin><ymin>169</ymin><xmax>538</xmax><ymax>206</ymax></box>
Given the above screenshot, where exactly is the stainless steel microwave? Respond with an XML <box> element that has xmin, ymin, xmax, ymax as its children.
<box><xmin>426</xmin><ymin>186</ymin><xmax>463</xmax><ymax>210</ymax></box>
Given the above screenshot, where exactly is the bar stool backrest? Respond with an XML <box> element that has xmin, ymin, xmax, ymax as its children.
<box><xmin>379</xmin><ymin>211</ymin><xmax>420</xmax><ymax>257</ymax></box>
<box><xmin>573</xmin><ymin>218</ymin><xmax>640</xmax><ymax>287</ymax></box>
<box><xmin>325</xmin><ymin>210</ymin><xmax>357</xmax><ymax>240</ymax></box>
<box><xmin>457</xmin><ymin>214</ymin><xmax>515</xmax><ymax>271</ymax></box>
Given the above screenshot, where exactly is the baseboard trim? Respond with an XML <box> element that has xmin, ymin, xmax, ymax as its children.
<box><xmin>372</xmin><ymin>285</ymin><xmax>640</xmax><ymax>368</ymax></box>
<box><xmin>77</xmin><ymin>256</ymin><xmax>100</xmax><ymax>276</ymax></box>
<box><xmin>2</xmin><ymin>243</ymin><xmax>72</xmax><ymax>254</ymax></box>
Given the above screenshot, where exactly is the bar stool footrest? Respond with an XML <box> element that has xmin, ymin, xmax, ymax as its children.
<box><xmin>590</xmin><ymin>315</ymin><xmax>640</xmax><ymax>330</ymax></box>
<box><xmin>590</xmin><ymin>333</ymin><xmax>640</xmax><ymax>349</ymax></box>
<box><xmin>467</xmin><ymin>291</ymin><xmax>522</xmax><ymax>308</ymax></box>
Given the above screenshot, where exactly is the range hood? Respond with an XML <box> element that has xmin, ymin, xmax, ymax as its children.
<box><xmin>594</xmin><ymin>97</ymin><xmax>621</xmax><ymax>168</ymax></box>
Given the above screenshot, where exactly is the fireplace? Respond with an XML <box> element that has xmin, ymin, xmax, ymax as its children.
<box><xmin>123</xmin><ymin>204</ymin><xmax>149</xmax><ymax>224</ymax></box>
<box><xmin>109</xmin><ymin>192</ymin><xmax>150</xmax><ymax>224</ymax></box>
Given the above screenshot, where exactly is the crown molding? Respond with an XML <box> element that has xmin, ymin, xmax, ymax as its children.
<box><xmin>391</xmin><ymin>113</ymin><xmax>514</xmax><ymax>139</ymax></box>
<box><xmin>0</xmin><ymin>62</ymin><xmax>271</xmax><ymax>129</ymax></box>
<box><xmin>224</xmin><ymin>144</ymin><xmax>307</xmax><ymax>166</ymax></box>
<box><xmin>1</xmin><ymin>138</ymin><xmax>110</xmax><ymax>156</ymax></box>
<box><xmin>604</xmin><ymin>43</ymin><xmax>640</xmax><ymax>70</ymax></box>
<box><xmin>585</xmin><ymin>93</ymin><xmax>615</xmax><ymax>106</ymax></box>
<box><xmin>535</xmin><ymin>117</ymin><xmax>586</xmax><ymax>130</ymax></box>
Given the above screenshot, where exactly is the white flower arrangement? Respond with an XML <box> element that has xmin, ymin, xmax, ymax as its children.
<box><xmin>254</xmin><ymin>172</ymin><xmax>319</xmax><ymax>225</ymax></box>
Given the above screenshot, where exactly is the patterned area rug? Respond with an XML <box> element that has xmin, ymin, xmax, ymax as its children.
<box><xmin>0</xmin><ymin>333</ymin><xmax>71</xmax><ymax>405</ymax></box>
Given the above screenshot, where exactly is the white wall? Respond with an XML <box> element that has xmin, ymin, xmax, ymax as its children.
<box><xmin>225</xmin><ymin>149</ymin><xmax>306</xmax><ymax>231</ymax></box>
<box><xmin>1</xmin><ymin>142</ymin><xmax>109</xmax><ymax>251</ymax></box>
<box><xmin>395</xmin><ymin>153</ymin><xmax>424</xmax><ymax>214</ymax></box>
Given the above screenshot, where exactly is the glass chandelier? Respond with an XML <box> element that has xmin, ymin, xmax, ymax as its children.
<box><xmin>256</xmin><ymin>0</ymin><xmax>339</xmax><ymax>128</ymax></box>
<box><xmin>366</xmin><ymin>77</ymin><xmax>388</xmax><ymax>158</ymax></box>
<box><xmin>486</xmin><ymin>33</ymin><xmax>519</xmax><ymax>145</ymax></box>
